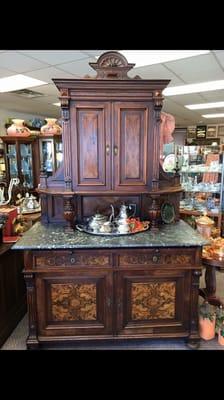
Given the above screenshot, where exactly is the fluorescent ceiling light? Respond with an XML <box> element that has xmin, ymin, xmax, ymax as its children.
<box><xmin>120</xmin><ymin>50</ymin><xmax>210</xmax><ymax>68</ymax></box>
<box><xmin>53</xmin><ymin>102</ymin><xmax>60</xmax><ymax>106</ymax></box>
<box><xmin>0</xmin><ymin>74</ymin><xmax>47</xmax><ymax>93</ymax></box>
<box><xmin>163</xmin><ymin>80</ymin><xmax>224</xmax><ymax>96</ymax></box>
<box><xmin>202</xmin><ymin>113</ymin><xmax>224</xmax><ymax>118</ymax></box>
<box><xmin>185</xmin><ymin>101</ymin><xmax>224</xmax><ymax>110</ymax></box>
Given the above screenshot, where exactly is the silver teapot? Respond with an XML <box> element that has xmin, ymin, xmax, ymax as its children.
<box><xmin>88</xmin><ymin>213</ymin><xmax>108</xmax><ymax>232</ymax></box>
<box><xmin>115</xmin><ymin>203</ymin><xmax>136</xmax><ymax>234</ymax></box>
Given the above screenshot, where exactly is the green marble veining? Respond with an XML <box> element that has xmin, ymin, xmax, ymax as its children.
<box><xmin>12</xmin><ymin>220</ymin><xmax>208</xmax><ymax>250</ymax></box>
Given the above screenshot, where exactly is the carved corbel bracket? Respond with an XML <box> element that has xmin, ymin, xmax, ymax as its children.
<box><xmin>59</xmin><ymin>88</ymin><xmax>70</xmax><ymax>120</ymax></box>
<box><xmin>153</xmin><ymin>90</ymin><xmax>164</xmax><ymax>121</ymax></box>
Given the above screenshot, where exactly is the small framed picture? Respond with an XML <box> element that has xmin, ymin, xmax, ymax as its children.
<box><xmin>217</xmin><ymin>125</ymin><xmax>224</xmax><ymax>137</ymax></box>
<box><xmin>196</xmin><ymin>125</ymin><xmax>207</xmax><ymax>139</ymax></box>
<box><xmin>206</xmin><ymin>125</ymin><xmax>217</xmax><ymax>138</ymax></box>
<box><xmin>187</xmin><ymin>126</ymin><xmax>196</xmax><ymax>139</ymax></box>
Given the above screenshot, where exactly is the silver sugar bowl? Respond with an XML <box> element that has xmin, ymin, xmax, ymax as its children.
<box><xmin>88</xmin><ymin>213</ymin><xmax>108</xmax><ymax>232</ymax></box>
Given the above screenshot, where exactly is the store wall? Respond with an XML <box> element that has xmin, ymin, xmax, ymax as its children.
<box><xmin>0</xmin><ymin>109</ymin><xmax>47</xmax><ymax>135</ymax></box>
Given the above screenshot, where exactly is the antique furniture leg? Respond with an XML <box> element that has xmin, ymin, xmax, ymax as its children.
<box><xmin>24</xmin><ymin>273</ymin><xmax>39</xmax><ymax>349</ymax></box>
<box><xmin>199</xmin><ymin>260</ymin><xmax>224</xmax><ymax>307</ymax></box>
<box><xmin>187</xmin><ymin>269</ymin><xmax>201</xmax><ymax>349</ymax></box>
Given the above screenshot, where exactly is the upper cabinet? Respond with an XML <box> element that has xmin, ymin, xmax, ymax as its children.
<box><xmin>0</xmin><ymin>136</ymin><xmax>40</xmax><ymax>190</ymax></box>
<box><xmin>71</xmin><ymin>101</ymin><xmax>151</xmax><ymax>192</ymax></box>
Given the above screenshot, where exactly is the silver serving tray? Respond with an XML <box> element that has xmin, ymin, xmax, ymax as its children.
<box><xmin>75</xmin><ymin>224</ymin><xmax>149</xmax><ymax>236</ymax></box>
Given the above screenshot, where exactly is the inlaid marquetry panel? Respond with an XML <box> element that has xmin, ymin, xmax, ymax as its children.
<box><xmin>119</xmin><ymin>254</ymin><xmax>161</xmax><ymax>265</ymax></box>
<box><xmin>119</xmin><ymin>253</ymin><xmax>192</xmax><ymax>266</ymax></box>
<box><xmin>131</xmin><ymin>282</ymin><xmax>176</xmax><ymax>320</ymax></box>
<box><xmin>164</xmin><ymin>255</ymin><xmax>192</xmax><ymax>264</ymax></box>
<box><xmin>51</xmin><ymin>283</ymin><xmax>96</xmax><ymax>321</ymax></box>
<box><xmin>35</xmin><ymin>254</ymin><xmax>110</xmax><ymax>267</ymax></box>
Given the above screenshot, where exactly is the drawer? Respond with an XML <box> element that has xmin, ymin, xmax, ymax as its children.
<box><xmin>33</xmin><ymin>250</ymin><xmax>112</xmax><ymax>268</ymax></box>
<box><xmin>117</xmin><ymin>248</ymin><xmax>196</xmax><ymax>267</ymax></box>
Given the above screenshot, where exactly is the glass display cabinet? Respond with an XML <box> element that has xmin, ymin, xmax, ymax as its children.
<box><xmin>176</xmin><ymin>144</ymin><xmax>224</xmax><ymax>231</ymax></box>
<box><xmin>39</xmin><ymin>136</ymin><xmax>63</xmax><ymax>176</ymax></box>
<box><xmin>0</xmin><ymin>136</ymin><xmax>40</xmax><ymax>190</ymax></box>
<box><xmin>0</xmin><ymin>143</ymin><xmax>6</xmax><ymax>185</ymax></box>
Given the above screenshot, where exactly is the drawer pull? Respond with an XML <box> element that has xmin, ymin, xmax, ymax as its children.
<box><xmin>70</xmin><ymin>257</ymin><xmax>76</xmax><ymax>264</ymax></box>
<box><xmin>152</xmin><ymin>255</ymin><xmax>159</xmax><ymax>263</ymax></box>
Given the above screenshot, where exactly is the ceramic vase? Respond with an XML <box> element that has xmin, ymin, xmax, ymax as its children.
<box><xmin>218</xmin><ymin>329</ymin><xmax>224</xmax><ymax>345</ymax></box>
<box><xmin>199</xmin><ymin>317</ymin><xmax>216</xmax><ymax>340</ymax></box>
<box><xmin>7</xmin><ymin>119</ymin><xmax>31</xmax><ymax>137</ymax></box>
<box><xmin>40</xmin><ymin>118</ymin><xmax>62</xmax><ymax>136</ymax></box>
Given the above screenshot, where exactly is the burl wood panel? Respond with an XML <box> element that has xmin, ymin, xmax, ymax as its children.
<box><xmin>71</xmin><ymin>102</ymin><xmax>111</xmax><ymax>190</ymax></box>
<box><xmin>119</xmin><ymin>253</ymin><xmax>192</xmax><ymax>266</ymax></box>
<box><xmin>131</xmin><ymin>282</ymin><xmax>176</xmax><ymax>320</ymax></box>
<box><xmin>114</xmin><ymin>103</ymin><xmax>148</xmax><ymax>189</ymax></box>
<box><xmin>51</xmin><ymin>283</ymin><xmax>96</xmax><ymax>321</ymax></box>
<box><xmin>35</xmin><ymin>254</ymin><xmax>110</xmax><ymax>267</ymax></box>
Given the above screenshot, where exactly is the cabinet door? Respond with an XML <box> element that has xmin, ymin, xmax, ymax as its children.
<box><xmin>71</xmin><ymin>102</ymin><xmax>111</xmax><ymax>191</ymax></box>
<box><xmin>36</xmin><ymin>270</ymin><xmax>113</xmax><ymax>337</ymax></box>
<box><xmin>115</xmin><ymin>269</ymin><xmax>191</xmax><ymax>337</ymax></box>
<box><xmin>113</xmin><ymin>102</ymin><xmax>151</xmax><ymax>191</ymax></box>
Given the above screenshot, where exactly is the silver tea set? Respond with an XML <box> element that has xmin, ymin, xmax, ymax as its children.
<box><xmin>77</xmin><ymin>203</ymin><xmax>136</xmax><ymax>235</ymax></box>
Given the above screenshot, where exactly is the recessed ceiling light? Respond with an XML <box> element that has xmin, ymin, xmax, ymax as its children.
<box><xmin>119</xmin><ymin>50</ymin><xmax>210</xmax><ymax>67</ymax></box>
<box><xmin>163</xmin><ymin>80</ymin><xmax>224</xmax><ymax>96</ymax></box>
<box><xmin>185</xmin><ymin>101</ymin><xmax>224</xmax><ymax>110</ymax></box>
<box><xmin>0</xmin><ymin>74</ymin><xmax>47</xmax><ymax>93</ymax></box>
<box><xmin>202</xmin><ymin>113</ymin><xmax>224</xmax><ymax>118</ymax></box>
<box><xmin>53</xmin><ymin>103</ymin><xmax>60</xmax><ymax>106</ymax></box>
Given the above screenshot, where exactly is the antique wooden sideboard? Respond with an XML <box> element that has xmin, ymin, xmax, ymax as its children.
<box><xmin>13</xmin><ymin>51</ymin><xmax>206</xmax><ymax>349</ymax></box>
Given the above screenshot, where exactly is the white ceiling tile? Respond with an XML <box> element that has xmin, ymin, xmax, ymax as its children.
<box><xmin>0</xmin><ymin>52</ymin><xmax>49</xmax><ymax>73</ymax></box>
<box><xmin>57</xmin><ymin>58</ymin><xmax>97</xmax><ymax>77</ymax></box>
<box><xmin>0</xmin><ymin>67</ymin><xmax>16</xmax><ymax>78</ymax></box>
<box><xmin>212</xmin><ymin>50</ymin><xmax>224</xmax><ymax>69</ymax></box>
<box><xmin>30</xmin><ymin>84</ymin><xmax>60</xmax><ymax>96</ymax></box>
<box><xmin>18</xmin><ymin>50</ymin><xmax>89</xmax><ymax>65</ymax></box>
<box><xmin>200</xmin><ymin>89</ymin><xmax>224</xmax><ymax>101</ymax></box>
<box><xmin>166</xmin><ymin>93</ymin><xmax>205</xmax><ymax>105</ymax></box>
<box><xmin>164</xmin><ymin>53</ymin><xmax>224</xmax><ymax>83</ymax></box>
<box><xmin>128</xmin><ymin>64</ymin><xmax>184</xmax><ymax>85</ymax></box>
<box><xmin>24</xmin><ymin>66</ymin><xmax>77</xmax><ymax>84</ymax></box>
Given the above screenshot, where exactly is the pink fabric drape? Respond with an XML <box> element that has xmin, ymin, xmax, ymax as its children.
<box><xmin>160</xmin><ymin>112</ymin><xmax>175</xmax><ymax>159</ymax></box>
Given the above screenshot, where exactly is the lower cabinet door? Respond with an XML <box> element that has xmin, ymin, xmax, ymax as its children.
<box><xmin>36</xmin><ymin>270</ymin><xmax>113</xmax><ymax>337</ymax></box>
<box><xmin>115</xmin><ymin>269</ymin><xmax>192</xmax><ymax>337</ymax></box>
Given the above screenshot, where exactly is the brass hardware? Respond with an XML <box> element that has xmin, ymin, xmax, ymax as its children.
<box><xmin>152</xmin><ymin>255</ymin><xmax>159</xmax><ymax>263</ymax></box>
<box><xmin>114</xmin><ymin>146</ymin><xmax>118</xmax><ymax>156</ymax></box>
<box><xmin>70</xmin><ymin>257</ymin><xmax>76</xmax><ymax>264</ymax></box>
<box><xmin>106</xmin><ymin>145</ymin><xmax>110</xmax><ymax>155</ymax></box>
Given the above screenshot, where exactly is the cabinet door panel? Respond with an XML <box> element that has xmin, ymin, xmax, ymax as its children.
<box><xmin>71</xmin><ymin>102</ymin><xmax>111</xmax><ymax>191</ymax></box>
<box><xmin>115</xmin><ymin>269</ymin><xmax>191</xmax><ymax>336</ymax></box>
<box><xmin>36</xmin><ymin>270</ymin><xmax>113</xmax><ymax>337</ymax></box>
<box><xmin>114</xmin><ymin>102</ymin><xmax>150</xmax><ymax>191</ymax></box>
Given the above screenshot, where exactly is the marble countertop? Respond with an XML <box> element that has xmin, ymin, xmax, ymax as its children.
<box><xmin>12</xmin><ymin>220</ymin><xmax>208</xmax><ymax>250</ymax></box>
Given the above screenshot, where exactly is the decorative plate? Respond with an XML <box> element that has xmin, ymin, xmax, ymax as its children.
<box><xmin>161</xmin><ymin>202</ymin><xmax>175</xmax><ymax>224</ymax></box>
<box><xmin>162</xmin><ymin>153</ymin><xmax>176</xmax><ymax>172</ymax></box>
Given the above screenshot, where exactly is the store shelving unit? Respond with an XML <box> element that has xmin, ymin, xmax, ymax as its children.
<box><xmin>176</xmin><ymin>144</ymin><xmax>224</xmax><ymax>231</ymax></box>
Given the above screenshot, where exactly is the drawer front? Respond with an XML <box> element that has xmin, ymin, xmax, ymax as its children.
<box><xmin>118</xmin><ymin>248</ymin><xmax>196</xmax><ymax>268</ymax></box>
<box><xmin>33</xmin><ymin>251</ymin><xmax>111</xmax><ymax>268</ymax></box>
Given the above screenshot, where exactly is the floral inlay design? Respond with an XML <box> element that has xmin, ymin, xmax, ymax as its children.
<box><xmin>131</xmin><ymin>282</ymin><xmax>176</xmax><ymax>320</ymax></box>
<box><xmin>164</xmin><ymin>255</ymin><xmax>191</xmax><ymax>264</ymax></box>
<box><xmin>51</xmin><ymin>283</ymin><xmax>96</xmax><ymax>321</ymax></box>
<box><xmin>36</xmin><ymin>255</ymin><xmax>109</xmax><ymax>267</ymax></box>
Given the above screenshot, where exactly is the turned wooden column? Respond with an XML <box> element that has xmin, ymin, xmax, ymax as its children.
<box><xmin>60</xmin><ymin>88</ymin><xmax>72</xmax><ymax>191</ymax></box>
<box><xmin>148</xmin><ymin>192</ymin><xmax>161</xmax><ymax>231</ymax></box>
<box><xmin>63</xmin><ymin>194</ymin><xmax>76</xmax><ymax>232</ymax></box>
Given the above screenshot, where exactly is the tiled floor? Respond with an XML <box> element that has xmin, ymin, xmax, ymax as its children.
<box><xmin>1</xmin><ymin>270</ymin><xmax>224</xmax><ymax>350</ymax></box>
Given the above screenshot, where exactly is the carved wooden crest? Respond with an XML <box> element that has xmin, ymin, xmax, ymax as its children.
<box><xmin>89</xmin><ymin>51</ymin><xmax>137</xmax><ymax>80</ymax></box>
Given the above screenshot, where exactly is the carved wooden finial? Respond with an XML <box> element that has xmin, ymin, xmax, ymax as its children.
<box><xmin>89</xmin><ymin>51</ymin><xmax>136</xmax><ymax>80</ymax></box>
